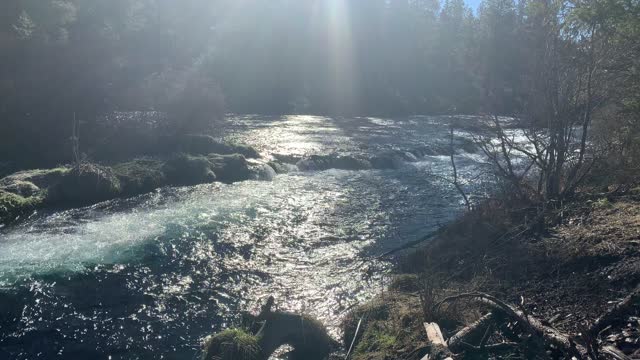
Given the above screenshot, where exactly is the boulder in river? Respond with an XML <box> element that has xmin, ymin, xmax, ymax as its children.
<box><xmin>207</xmin><ymin>153</ymin><xmax>253</xmax><ymax>183</ymax></box>
<box><xmin>297</xmin><ymin>154</ymin><xmax>372</xmax><ymax>171</ymax></box>
<box><xmin>370</xmin><ymin>150</ymin><xmax>416</xmax><ymax>169</ymax></box>
<box><xmin>163</xmin><ymin>153</ymin><xmax>217</xmax><ymax>186</ymax></box>
<box><xmin>177</xmin><ymin>134</ymin><xmax>260</xmax><ymax>159</ymax></box>
<box><xmin>0</xmin><ymin>167</ymin><xmax>69</xmax><ymax>189</ymax></box>
<box><xmin>112</xmin><ymin>158</ymin><xmax>167</xmax><ymax>195</ymax></box>
<box><xmin>0</xmin><ymin>190</ymin><xmax>43</xmax><ymax>224</ymax></box>
<box><xmin>47</xmin><ymin>163</ymin><xmax>122</xmax><ymax>205</ymax></box>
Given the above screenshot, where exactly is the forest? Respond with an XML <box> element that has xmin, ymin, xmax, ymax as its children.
<box><xmin>1</xmin><ymin>0</ymin><xmax>637</xmax><ymax>169</ymax></box>
<box><xmin>1</xmin><ymin>1</ymin><xmax>640</xmax><ymax>360</ymax></box>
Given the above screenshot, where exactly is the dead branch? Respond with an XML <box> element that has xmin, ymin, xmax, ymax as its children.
<box><xmin>447</xmin><ymin>312</ymin><xmax>497</xmax><ymax>353</ymax></box>
<box><xmin>589</xmin><ymin>285</ymin><xmax>640</xmax><ymax>337</ymax></box>
<box><xmin>433</xmin><ymin>292</ymin><xmax>587</xmax><ymax>359</ymax></box>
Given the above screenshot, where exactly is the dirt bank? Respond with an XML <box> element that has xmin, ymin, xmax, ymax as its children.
<box><xmin>345</xmin><ymin>188</ymin><xmax>640</xmax><ymax>359</ymax></box>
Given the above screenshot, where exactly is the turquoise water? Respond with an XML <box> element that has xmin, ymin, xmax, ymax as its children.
<box><xmin>0</xmin><ymin>115</ymin><xmax>487</xmax><ymax>359</ymax></box>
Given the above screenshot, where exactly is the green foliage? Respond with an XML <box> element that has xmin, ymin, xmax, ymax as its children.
<box><xmin>353</xmin><ymin>323</ymin><xmax>397</xmax><ymax>356</ymax></box>
<box><xmin>202</xmin><ymin>328</ymin><xmax>261</xmax><ymax>360</ymax></box>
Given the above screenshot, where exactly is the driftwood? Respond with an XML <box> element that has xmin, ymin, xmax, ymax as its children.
<box><xmin>421</xmin><ymin>323</ymin><xmax>454</xmax><ymax>360</ymax></box>
<box><xmin>420</xmin><ymin>288</ymin><xmax>640</xmax><ymax>360</ymax></box>
<box><xmin>433</xmin><ymin>292</ymin><xmax>586</xmax><ymax>358</ymax></box>
<box><xmin>447</xmin><ymin>312</ymin><xmax>496</xmax><ymax>353</ymax></box>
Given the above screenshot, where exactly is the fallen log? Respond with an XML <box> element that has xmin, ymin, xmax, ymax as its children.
<box><xmin>433</xmin><ymin>292</ymin><xmax>587</xmax><ymax>359</ymax></box>
<box><xmin>447</xmin><ymin>312</ymin><xmax>496</xmax><ymax>353</ymax></box>
<box><xmin>421</xmin><ymin>322</ymin><xmax>454</xmax><ymax>360</ymax></box>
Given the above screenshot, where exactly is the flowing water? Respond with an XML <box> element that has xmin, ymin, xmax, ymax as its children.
<box><xmin>0</xmin><ymin>115</ymin><xmax>489</xmax><ymax>360</ymax></box>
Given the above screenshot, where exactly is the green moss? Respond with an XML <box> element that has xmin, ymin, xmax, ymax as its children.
<box><xmin>47</xmin><ymin>163</ymin><xmax>121</xmax><ymax>205</ymax></box>
<box><xmin>0</xmin><ymin>167</ymin><xmax>70</xmax><ymax>189</ymax></box>
<box><xmin>202</xmin><ymin>328</ymin><xmax>261</xmax><ymax>360</ymax></box>
<box><xmin>163</xmin><ymin>153</ymin><xmax>217</xmax><ymax>186</ymax></box>
<box><xmin>112</xmin><ymin>158</ymin><xmax>167</xmax><ymax>194</ymax></box>
<box><xmin>353</xmin><ymin>322</ymin><xmax>397</xmax><ymax>358</ymax></box>
<box><xmin>0</xmin><ymin>190</ymin><xmax>43</xmax><ymax>224</ymax></box>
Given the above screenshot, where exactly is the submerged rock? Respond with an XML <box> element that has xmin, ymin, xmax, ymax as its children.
<box><xmin>207</xmin><ymin>153</ymin><xmax>252</xmax><ymax>183</ymax></box>
<box><xmin>370</xmin><ymin>150</ymin><xmax>414</xmax><ymax>169</ymax></box>
<box><xmin>268</xmin><ymin>161</ymin><xmax>298</xmax><ymax>174</ymax></box>
<box><xmin>177</xmin><ymin>134</ymin><xmax>260</xmax><ymax>159</ymax></box>
<box><xmin>297</xmin><ymin>154</ymin><xmax>372</xmax><ymax>171</ymax></box>
<box><xmin>249</xmin><ymin>162</ymin><xmax>277</xmax><ymax>181</ymax></box>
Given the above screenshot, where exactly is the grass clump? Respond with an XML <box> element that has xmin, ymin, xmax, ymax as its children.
<box><xmin>202</xmin><ymin>328</ymin><xmax>261</xmax><ymax>360</ymax></box>
<box><xmin>354</xmin><ymin>323</ymin><xmax>397</xmax><ymax>356</ymax></box>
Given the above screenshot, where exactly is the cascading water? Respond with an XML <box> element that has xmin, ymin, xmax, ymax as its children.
<box><xmin>0</xmin><ymin>115</ymin><xmax>489</xmax><ymax>360</ymax></box>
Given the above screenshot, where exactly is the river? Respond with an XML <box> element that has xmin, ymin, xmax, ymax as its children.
<box><xmin>0</xmin><ymin>115</ymin><xmax>489</xmax><ymax>360</ymax></box>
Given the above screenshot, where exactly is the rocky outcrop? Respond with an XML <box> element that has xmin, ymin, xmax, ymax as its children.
<box><xmin>176</xmin><ymin>134</ymin><xmax>260</xmax><ymax>159</ymax></box>
<box><xmin>297</xmin><ymin>154</ymin><xmax>372</xmax><ymax>171</ymax></box>
<box><xmin>163</xmin><ymin>153</ymin><xmax>218</xmax><ymax>186</ymax></box>
<box><xmin>113</xmin><ymin>158</ymin><xmax>167</xmax><ymax>195</ymax></box>
<box><xmin>47</xmin><ymin>163</ymin><xmax>121</xmax><ymax>206</ymax></box>
<box><xmin>207</xmin><ymin>153</ymin><xmax>253</xmax><ymax>183</ymax></box>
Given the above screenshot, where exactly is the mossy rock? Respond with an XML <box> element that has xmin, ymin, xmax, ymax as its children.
<box><xmin>0</xmin><ymin>190</ymin><xmax>43</xmax><ymax>224</ymax></box>
<box><xmin>113</xmin><ymin>158</ymin><xmax>167</xmax><ymax>195</ymax></box>
<box><xmin>1</xmin><ymin>180</ymin><xmax>40</xmax><ymax>197</ymax></box>
<box><xmin>206</xmin><ymin>154</ymin><xmax>252</xmax><ymax>183</ymax></box>
<box><xmin>0</xmin><ymin>167</ymin><xmax>69</xmax><ymax>189</ymax></box>
<box><xmin>178</xmin><ymin>134</ymin><xmax>260</xmax><ymax>159</ymax></box>
<box><xmin>202</xmin><ymin>328</ymin><xmax>261</xmax><ymax>360</ymax></box>
<box><xmin>297</xmin><ymin>155</ymin><xmax>372</xmax><ymax>171</ymax></box>
<box><xmin>163</xmin><ymin>153</ymin><xmax>217</xmax><ymax>186</ymax></box>
<box><xmin>47</xmin><ymin>163</ymin><xmax>121</xmax><ymax>205</ymax></box>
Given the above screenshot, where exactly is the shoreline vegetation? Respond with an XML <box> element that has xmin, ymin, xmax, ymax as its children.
<box><xmin>340</xmin><ymin>184</ymin><xmax>640</xmax><ymax>359</ymax></box>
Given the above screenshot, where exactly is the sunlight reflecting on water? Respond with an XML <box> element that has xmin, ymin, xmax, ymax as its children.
<box><xmin>0</xmin><ymin>115</ymin><xmax>488</xmax><ymax>359</ymax></box>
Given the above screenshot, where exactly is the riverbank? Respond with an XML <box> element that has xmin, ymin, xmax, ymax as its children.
<box><xmin>344</xmin><ymin>186</ymin><xmax>640</xmax><ymax>359</ymax></box>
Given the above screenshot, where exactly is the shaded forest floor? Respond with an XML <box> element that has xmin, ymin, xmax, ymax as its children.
<box><xmin>345</xmin><ymin>187</ymin><xmax>640</xmax><ymax>359</ymax></box>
